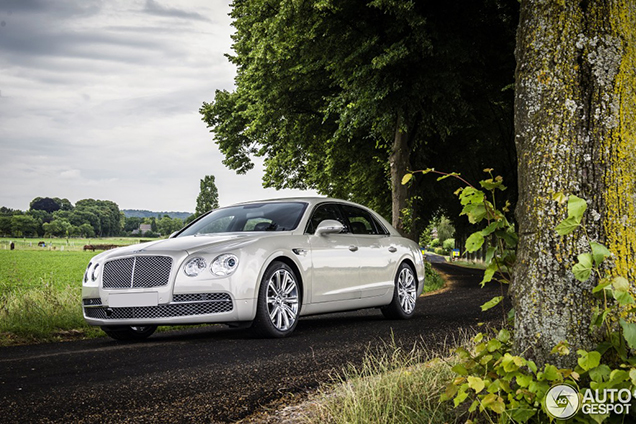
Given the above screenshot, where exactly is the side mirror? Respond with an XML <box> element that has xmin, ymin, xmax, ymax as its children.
<box><xmin>315</xmin><ymin>219</ymin><xmax>345</xmax><ymax>236</ymax></box>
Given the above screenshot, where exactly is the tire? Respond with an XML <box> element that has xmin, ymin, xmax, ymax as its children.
<box><xmin>251</xmin><ymin>261</ymin><xmax>301</xmax><ymax>338</ymax></box>
<box><xmin>382</xmin><ymin>262</ymin><xmax>417</xmax><ymax>320</ymax></box>
<box><xmin>101</xmin><ymin>325</ymin><xmax>158</xmax><ymax>341</ymax></box>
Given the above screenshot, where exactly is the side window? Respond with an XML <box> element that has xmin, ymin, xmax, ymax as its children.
<box><xmin>340</xmin><ymin>205</ymin><xmax>380</xmax><ymax>235</ymax></box>
<box><xmin>306</xmin><ymin>204</ymin><xmax>348</xmax><ymax>234</ymax></box>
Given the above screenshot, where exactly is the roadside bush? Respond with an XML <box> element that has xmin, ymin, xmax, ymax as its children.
<box><xmin>434</xmin><ymin>247</ymin><xmax>444</xmax><ymax>255</ymax></box>
<box><xmin>423</xmin><ymin>262</ymin><xmax>444</xmax><ymax>292</ymax></box>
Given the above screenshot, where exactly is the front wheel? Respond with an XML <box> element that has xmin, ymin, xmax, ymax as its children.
<box><xmin>382</xmin><ymin>262</ymin><xmax>417</xmax><ymax>319</ymax></box>
<box><xmin>251</xmin><ymin>261</ymin><xmax>301</xmax><ymax>338</ymax></box>
<box><xmin>101</xmin><ymin>325</ymin><xmax>158</xmax><ymax>341</ymax></box>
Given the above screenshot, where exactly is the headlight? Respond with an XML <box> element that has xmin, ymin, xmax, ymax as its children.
<box><xmin>184</xmin><ymin>257</ymin><xmax>207</xmax><ymax>277</ymax></box>
<box><xmin>83</xmin><ymin>262</ymin><xmax>92</xmax><ymax>284</ymax></box>
<box><xmin>91</xmin><ymin>263</ymin><xmax>100</xmax><ymax>281</ymax></box>
<box><xmin>211</xmin><ymin>254</ymin><xmax>239</xmax><ymax>276</ymax></box>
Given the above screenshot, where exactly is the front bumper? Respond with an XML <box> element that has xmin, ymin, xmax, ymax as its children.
<box><xmin>82</xmin><ymin>290</ymin><xmax>257</xmax><ymax>326</ymax></box>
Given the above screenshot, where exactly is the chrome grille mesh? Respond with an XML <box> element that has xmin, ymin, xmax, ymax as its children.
<box><xmin>83</xmin><ymin>298</ymin><xmax>233</xmax><ymax>320</ymax></box>
<box><xmin>102</xmin><ymin>256</ymin><xmax>172</xmax><ymax>289</ymax></box>
<box><xmin>173</xmin><ymin>293</ymin><xmax>231</xmax><ymax>303</ymax></box>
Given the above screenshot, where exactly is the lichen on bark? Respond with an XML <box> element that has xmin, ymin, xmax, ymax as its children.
<box><xmin>512</xmin><ymin>0</ymin><xmax>635</xmax><ymax>368</ymax></box>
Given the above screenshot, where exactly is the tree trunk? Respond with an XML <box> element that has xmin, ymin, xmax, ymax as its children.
<box><xmin>512</xmin><ymin>0</ymin><xmax>635</xmax><ymax>367</ymax></box>
<box><xmin>390</xmin><ymin>113</ymin><xmax>416</xmax><ymax>240</ymax></box>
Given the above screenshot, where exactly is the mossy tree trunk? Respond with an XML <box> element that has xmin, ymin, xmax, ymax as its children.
<box><xmin>512</xmin><ymin>0</ymin><xmax>635</xmax><ymax>367</ymax></box>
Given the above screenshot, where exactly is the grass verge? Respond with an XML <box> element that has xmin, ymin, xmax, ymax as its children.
<box><xmin>296</xmin><ymin>334</ymin><xmax>473</xmax><ymax>424</ymax></box>
<box><xmin>423</xmin><ymin>262</ymin><xmax>445</xmax><ymax>293</ymax></box>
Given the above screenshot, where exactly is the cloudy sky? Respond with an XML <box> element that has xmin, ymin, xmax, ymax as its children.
<box><xmin>0</xmin><ymin>0</ymin><xmax>317</xmax><ymax>213</ymax></box>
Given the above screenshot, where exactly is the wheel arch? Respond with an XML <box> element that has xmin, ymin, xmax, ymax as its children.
<box><xmin>398</xmin><ymin>257</ymin><xmax>419</xmax><ymax>290</ymax></box>
<box><xmin>259</xmin><ymin>255</ymin><xmax>305</xmax><ymax>304</ymax></box>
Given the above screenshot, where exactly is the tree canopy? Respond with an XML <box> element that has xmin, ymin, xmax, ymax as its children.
<box><xmin>202</xmin><ymin>0</ymin><xmax>518</xmax><ymax>239</ymax></box>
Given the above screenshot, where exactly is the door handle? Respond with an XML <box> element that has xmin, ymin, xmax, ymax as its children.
<box><xmin>388</xmin><ymin>246</ymin><xmax>397</xmax><ymax>253</ymax></box>
<box><xmin>349</xmin><ymin>245</ymin><xmax>359</xmax><ymax>252</ymax></box>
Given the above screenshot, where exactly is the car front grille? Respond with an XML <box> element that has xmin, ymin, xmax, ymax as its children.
<box><xmin>83</xmin><ymin>293</ymin><xmax>233</xmax><ymax>320</ymax></box>
<box><xmin>102</xmin><ymin>256</ymin><xmax>173</xmax><ymax>289</ymax></box>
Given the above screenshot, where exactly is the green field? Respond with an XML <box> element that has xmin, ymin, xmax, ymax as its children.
<box><xmin>0</xmin><ymin>238</ymin><xmax>142</xmax><ymax>345</ymax></box>
<box><xmin>0</xmin><ymin>237</ymin><xmax>144</xmax><ymax>252</ymax></box>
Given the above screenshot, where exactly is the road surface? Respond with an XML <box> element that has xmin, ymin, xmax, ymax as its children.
<box><xmin>0</xmin><ymin>263</ymin><xmax>508</xmax><ymax>423</ymax></box>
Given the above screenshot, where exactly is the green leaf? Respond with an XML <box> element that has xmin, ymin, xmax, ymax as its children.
<box><xmin>451</xmin><ymin>363</ymin><xmax>469</xmax><ymax>376</ymax></box>
<box><xmin>589</xmin><ymin>364</ymin><xmax>611</xmax><ymax>383</ymax></box>
<box><xmin>620</xmin><ymin>319</ymin><xmax>636</xmax><ymax>350</ymax></box>
<box><xmin>481</xmin><ymin>221</ymin><xmax>501</xmax><ymax>236</ymax></box>
<box><xmin>465</xmin><ymin>231</ymin><xmax>485</xmax><ymax>252</ymax></box>
<box><xmin>458</xmin><ymin>187</ymin><xmax>485</xmax><ymax>206</ymax></box>
<box><xmin>590</xmin><ymin>242</ymin><xmax>611</xmax><ymax>266</ymax></box>
<box><xmin>437</xmin><ymin>172</ymin><xmax>460</xmax><ymax>181</ymax></box>
<box><xmin>567</xmin><ymin>195</ymin><xmax>587</xmax><ymax>222</ymax></box>
<box><xmin>572</xmin><ymin>253</ymin><xmax>593</xmax><ymax>282</ymax></box>
<box><xmin>612</xmin><ymin>276</ymin><xmax>630</xmax><ymax>292</ymax></box>
<box><xmin>592</xmin><ymin>279</ymin><xmax>612</xmax><ymax>294</ymax></box>
<box><xmin>508</xmin><ymin>408</ymin><xmax>536</xmax><ymax>422</ymax></box>
<box><xmin>401</xmin><ymin>173</ymin><xmax>413</xmax><ymax>185</ymax></box>
<box><xmin>467</xmin><ymin>376</ymin><xmax>485</xmax><ymax>393</ymax></box>
<box><xmin>461</xmin><ymin>204</ymin><xmax>487</xmax><ymax>224</ymax></box>
<box><xmin>556</xmin><ymin>216</ymin><xmax>580</xmax><ymax>236</ymax></box>
<box><xmin>481</xmin><ymin>296</ymin><xmax>503</xmax><ymax>312</ymax></box>
<box><xmin>497</xmin><ymin>328</ymin><xmax>511</xmax><ymax>343</ymax></box>
<box><xmin>487</xmin><ymin>338</ymin><xmax>502</xmax><ymax>352</ymax></box>
<box><xmin>485</xmin><ymin>246</ymin><xmax>496</xmax><ymax>264</ymax></box>
<box><xmin>480</xmin><ymin>262</ymin><xmax>498</xmax><ymax>287</ymax></box>
<box><xmin>543</xmin><ymin>364</ymin><xmax>560</xmax><ymax>380</ymax></box>
<box><xmin>577</xmin><ymin>350</ymin><xmax>601</xmax><ymax>371</ymax></box>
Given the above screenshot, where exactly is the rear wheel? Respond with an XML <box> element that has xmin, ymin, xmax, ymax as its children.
<box><xmin>251</xmin><ymin>261</ymin><xmax>300</xmax><ymax>338</ymax></box>
<box><xmin>101</xmin><ymin>325</ymin><xmax>158</xmax><ymax>341</ymax></box>
<box><xmin>382</xmin><ymin>262</ymin><xmax>417</xmax><ymax>319</ymax></box>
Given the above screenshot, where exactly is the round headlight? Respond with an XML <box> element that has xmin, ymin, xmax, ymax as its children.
<box><xmin>91</xmin><ymin>263</ymin><xmax>100</xmax><ymax>282</ymax></box>
<box><xmin>211</xmin><ymin>254</ymin><xmax>239</xmax><ymax>276</ymax></box>
<box><xmin>184</xmin><ymin>257</ymin><xmax>207</xmax><ymax>277</ymax></box>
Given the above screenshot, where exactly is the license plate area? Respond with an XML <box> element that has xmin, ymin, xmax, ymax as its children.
<box><xmin>109</xmin><ymin>292</ymin><xmax>158</xmax><ymax>307</ymax></box>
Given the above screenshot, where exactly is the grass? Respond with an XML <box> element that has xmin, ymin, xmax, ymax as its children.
<box><xmin>303</xmin><ymin>335</ymin><xmax>470</xmax><ymax>424</ymax></box>
<box><xmin>423</xmin><ymin>262</ymin><xmax>445</xmax><ymax>293</ymax></box>
<box><xmin>0</xmin><ymin>237</ymin><xmax>143</xmax><ymax>252</ymax></box>
<box><xmin>0</xmin><ymin>249</ymin><xmax>103</xmax><ymax>344</ymax></box>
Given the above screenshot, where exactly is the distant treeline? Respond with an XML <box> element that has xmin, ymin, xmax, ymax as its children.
<box><xmin>0</xmin><ymin>197</ymin><xmax>194</xmax><ymax>238</ymax></box>
<box><xmin>122</xmin><ymin>209</ymin><xmax>192</xmax><ymax>220</ymax></box>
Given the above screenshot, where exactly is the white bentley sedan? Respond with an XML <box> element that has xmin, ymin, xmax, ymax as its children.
<box><xmin>82</xmin><ymin>198</ymin><xmax>425</xmax><ymax>340</ymax></box>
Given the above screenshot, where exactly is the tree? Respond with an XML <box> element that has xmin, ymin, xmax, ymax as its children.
<box><xmin>201</xmin><ymin>0</ymin><xmax>518</xmax><ymax>239</ymax></box>
<box><xmin>511</xmin><ymin>0</ymin><xmax>635</xmax><ymax>367</ymax></box>
<box><xmin>11</xmin><ymin>215</ymin><xmax>39</xmax><ymax>237</ymax></box>
<box><xmin>194</xmin><ymin>175</ymin><xmax>219</xmax><ymax>218</ymax></box>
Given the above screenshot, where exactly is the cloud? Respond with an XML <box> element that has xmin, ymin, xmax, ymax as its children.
<box><xmin>0</xmin><ymin>1</ymin><xmax>318</xmax><ymax>212</ymax></box>
<box><xmin>143</xmin><ymin>0</ymin><xmax>210</xmax><ymax>21</ymax></box>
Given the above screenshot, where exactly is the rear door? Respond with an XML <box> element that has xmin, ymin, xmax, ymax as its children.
<box><xmin>340</xmin><ymin>204</ymin><xmax>396</xmax><ymax>298</ymax></box>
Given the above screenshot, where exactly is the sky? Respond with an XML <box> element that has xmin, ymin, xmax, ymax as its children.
<box><xmin>0</xmin><ymin>0</ymin><xmax>318</xmax><ymax>213</ymax></box>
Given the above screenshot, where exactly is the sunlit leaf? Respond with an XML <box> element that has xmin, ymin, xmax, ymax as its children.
<box><xmin>590</xmin><ymin>242</ymin><xmax>611</xmax><ymax>266</ymax></box>
<box><xmin>567</xmin><ymin>195</ymin><xmax>587</xmax><ymax>222</ymax></box>
<box><xmin>481</xmin><ymin>296</ymin><xmax>503</xmax><ymax>311</ymax></box>
<box><xmin>401</xmin><ymin>173</ymin><xmax>413</xmax><ymax>185</ymax></box>
<box><xmin>465</xmin><ymin>231</ymin><xmax>485</xmax><ymax>252</ymax></box>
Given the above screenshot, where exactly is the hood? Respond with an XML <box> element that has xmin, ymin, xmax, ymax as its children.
<box><xmin>99</xmin><ymin>233</ymin><xmax>283</xmax><ymax>259</ymax></box>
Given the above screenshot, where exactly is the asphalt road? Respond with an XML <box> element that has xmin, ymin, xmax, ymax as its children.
<box><xmin>0</xmin><ymin>263</ymin><xmax>508</xmax><ymax>423</ymax></box>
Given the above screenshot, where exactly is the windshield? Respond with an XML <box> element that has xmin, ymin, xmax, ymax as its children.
<box><xmin>178</xmin><ymin>202</ymin><xmax>308</xmax><ymax>236</ymax></box>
